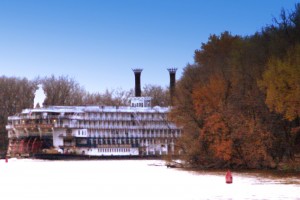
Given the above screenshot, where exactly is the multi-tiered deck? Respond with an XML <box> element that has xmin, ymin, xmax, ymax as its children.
<box><xmin>6</xmin><ymin>97</ymin><xmax>181</xmax><ymax>159</ymax></box>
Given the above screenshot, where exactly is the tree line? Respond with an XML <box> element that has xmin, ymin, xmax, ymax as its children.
<box><xmin>0</xmin><ymin>75</ymin><xmax>169</xmax><ymax>153</ymax></box>
<box><xmin>171</xmin><ymin>4</ymin><xmax>300</xmax><ymax>169</ymax></box>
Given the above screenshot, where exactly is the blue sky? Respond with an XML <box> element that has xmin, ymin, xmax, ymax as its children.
<box><xmin>0</xmin><ymin>0</ymin><xmax>298</xmax><ymax>93</ymax></box>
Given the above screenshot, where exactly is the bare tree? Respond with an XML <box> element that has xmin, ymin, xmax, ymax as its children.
<box><xmin>0</xmin><ymin>76</ymin><xmax>38</xmax><ymax>153</ymax></box>
<box><xmin>83</xmin><ymin>88</ymin><xmax>131</xmax><ymax>106</ymax></box>
<box><xmin>142</xmin><ymin>84</ymin><xmax>169</xmax><ymax>107</ymax></box>
<box><xmin>42</xmin><ymin>75</ymin><xmax>86</xmax><ymax>106</ymax></box>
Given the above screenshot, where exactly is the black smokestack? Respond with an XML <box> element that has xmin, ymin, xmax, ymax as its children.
<box><xmin>167</xmin><ymin>68</ymin><xmax>177</xmax><ymax>106</ymax></box>
<box><xmin>133</xmin><ymin>68</ymin><xmax>143</xmax><ymax>97</ymax></box>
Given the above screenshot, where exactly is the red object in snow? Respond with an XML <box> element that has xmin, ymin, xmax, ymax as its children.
<box><xmin>5</xmin><ymin>157</ymin><xmax>8</xmax><ymax>163</ymax></box>
<box><xmin>226</xmin><ymin>170</ymin><xmax>233</xmax><ymax>184</ymax></box>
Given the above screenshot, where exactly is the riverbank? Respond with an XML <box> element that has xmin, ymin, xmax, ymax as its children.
<box><xmin>277</xmin><ymin>154</ymin><xmax>300</xmax><ymax>172</ymax></box>
<box><xmin>0</xmin><ymin>151</ymin><xmax>6</xmax><ymax>159</ymax></box>
<box><xmin>33</xmin><ymin>153</ymin><xmax>163</xmax><ymax>160</ymax></box>
<box><xmin>166</xmin><ymin>154</ymin><xmax>300</xmax><ymax>172</ymax></box>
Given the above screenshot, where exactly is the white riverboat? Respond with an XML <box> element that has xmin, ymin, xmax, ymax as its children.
<box><xmin>6</xmin><ymin>68</ymin><xmax>181</xmax><ymax>159</ymax></box>
<box><xmin>6</xmin><ymin>97</ymin><xmax>181</xmax><ymax>158</ymax></box>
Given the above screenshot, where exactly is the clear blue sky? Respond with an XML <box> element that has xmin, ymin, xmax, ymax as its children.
<box><xmin>0</xmin><ymin>0</ymin><xmax>298</xmax><ymax>93</ymax></box>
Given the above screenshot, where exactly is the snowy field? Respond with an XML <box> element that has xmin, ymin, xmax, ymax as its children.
<box><xmin>0</xmin><ymin>159</ymin><xmax>299</xmax><ymax>200</ymax></box>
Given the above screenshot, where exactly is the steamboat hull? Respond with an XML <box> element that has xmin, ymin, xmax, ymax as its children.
<box><xmin>33</xmin><ymin>153</ymin><xmax>161</xmax><ymax>160</ymax></box>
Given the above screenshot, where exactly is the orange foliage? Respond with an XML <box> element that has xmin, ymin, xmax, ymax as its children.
<box><xmin>200</xmin><ymin>113</ymin><xmax>232</xmax><ymax>161</ymax></box>
<box><xmin>192</xmin><ymin>73</ymin><xmax>234</xmax><ymax>163</ymax></box>
<box><xmin>192</xmin><ymin>73</ymin><xmax>273</xmax><ymax>167</ymax></box>
<box><xmin>193</xmin><ymin>74</ymin><xmax>227</xmax><ymax>117</ymax></box>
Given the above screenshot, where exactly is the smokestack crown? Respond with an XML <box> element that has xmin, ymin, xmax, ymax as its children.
<box><xmin>132</xmin><ymin>68</ymin><xmax>143</xmax><ymax>74</ymax></box>
<box><xmin>167</xmin><ymin>68</ymin><xmax>177</xmax><ymax>74</ymax></box>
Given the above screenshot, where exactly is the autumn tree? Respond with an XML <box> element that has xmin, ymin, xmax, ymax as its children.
<box><xmin>192</xmin><ymin>74</ymin><xmax>233</xmax><ymax>166</ymax></box>
<box><xmin>194</xmin><ymin>31</ymin><xmax>241</xmax><ymax>79</ymax></box>
<box><xmin>259</xmin><ymin>44</ymin><xmax>300</xmax><ymax>156</ymax></box>
<box><xmin>171</xmin><ymin>32</ymin><xmax>243</xmax><ymax>168</ymax></box>
<box><xmin>260</xmin><ymin>44</ymin><xmax>300</xmax><ymax>122</ymax></box>
<box><xmin>258</xmin><ymin>4</ymin><xmax>300</xmax><ymax>158</ymax></box>
<box><xmin>170</xmin><ymin>64</ymin><xmax>206</xmax><ymax>165</ymax></box>
<box><xmin>172</xmin><ymin>32</ymin><xmax>278</xmax><ymax>168</ymax></box>
<box><xmin>262</xmin><ymin>4</ymin><xmax>300</xmax><ymax>59</ymax></box>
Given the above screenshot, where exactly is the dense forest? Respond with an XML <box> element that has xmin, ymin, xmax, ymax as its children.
<box><xmin>1</xmin><ymin>5</ymin><xmax>299</xmax><ymax>171</ymax></box>
<box><xmin>171</xmin><ymin>4</ymin><xmax>300</xmax><ymax>169</ymax></box>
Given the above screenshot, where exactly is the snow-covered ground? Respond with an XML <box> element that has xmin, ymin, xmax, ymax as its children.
<box><xmin>0</xmin><ymin>159</ymin><xmax>299</xmax><ymax>200</ymax></box>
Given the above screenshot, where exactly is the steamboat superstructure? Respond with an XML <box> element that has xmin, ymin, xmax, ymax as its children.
<box><xmin>6</xmin><ymin>68</ymin><xmax>181</xmax><ymax>158</ymax></box>
<box><xmin>6</xmin><ymin>97</ymin><xmax>181</xmax><ymax>158</ymax></box>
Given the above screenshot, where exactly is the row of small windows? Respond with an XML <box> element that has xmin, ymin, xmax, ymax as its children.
<box><xmin>70</xmin><ymin>129</ymin><xmax>181</xmax><ymax>141</ymax></box>
<box><xmin>77</xmin><ymin>121</ymin><xmax>168</xmax><ymax>126</ymax></box>
<box><xmin>86</xmin><ymin>148</ymin><xmax>131</xmax><ymax>153</ymax></box>
<box><xmin>75</xmin><ymin>138</ymin><xmax>170</xmax><ymax>146</ymax></box>
<box><xmin>82</xmin><ymin>112</ymin><xmax>165</xmax><ymax>119</ymax></box>
<box><xmin>76</xmin><ymin>129</ymin><xmax>179</xmax><ymax>134</ymax></box>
